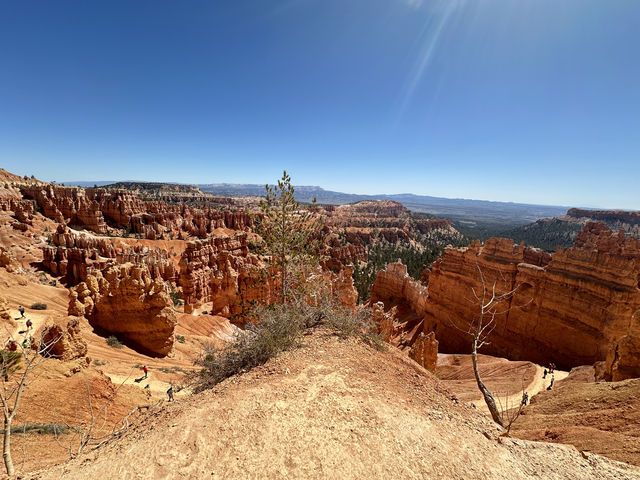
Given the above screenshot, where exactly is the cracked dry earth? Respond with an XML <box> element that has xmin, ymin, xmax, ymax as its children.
<box><xmin>27</xmin><ymin>332</ymin><xmax>640</xmax><ymax>480</ymax></box>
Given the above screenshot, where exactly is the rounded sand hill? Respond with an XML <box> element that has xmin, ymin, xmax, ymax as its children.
<box><xmin>27</xmin><ymin>332</ymin><xmax>640</xmax><ymax>480</ymax></box>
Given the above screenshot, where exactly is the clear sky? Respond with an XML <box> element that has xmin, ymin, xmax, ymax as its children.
<box><xmin>1</xmin><ymin>1</ymin><xmax>639</xmax><ymax>208</ymax></box>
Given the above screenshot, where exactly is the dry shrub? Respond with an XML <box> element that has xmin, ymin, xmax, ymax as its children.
<box><xmin>106</xmin><ymin>335</ymin><xmax>123</xmax><ymax>349</ymax></box>
<box><xmin>191</xmin><ymin>299</ymin><xmax>383</xmax><ymax>393</ymax></box>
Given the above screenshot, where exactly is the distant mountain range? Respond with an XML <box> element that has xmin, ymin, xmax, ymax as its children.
<box><xmin>196</xmin><ymin>183</ymin><xmax>569</xmax><ymax>224</ymax></box>
<box><xmin>66</xmin><ymin>180</ymin><xmax>570</xmax><ymax>235</ymax></box>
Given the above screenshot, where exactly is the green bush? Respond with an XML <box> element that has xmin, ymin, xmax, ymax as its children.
<box><xmin>30</xmin><ymin>302</ymin><xmax>47</xmax><ymax>310</ymax></box>
<box><xmin>192</xmin><ymin>303</ymin><xmax>305</xmax><ymax>393</ymax></box>
<box><xmin>176</xmin><ymin>334</ymin><xmax>186</xmax><ymax>343</ymax></box>
<box><xmin>169</xmin><ymin>286</ymin><xmax>182</xmax><ymax>307</ymax></box>
<box><xmin>324</xmin><ymin>305</ymin><xmax>385</xmax><ymax>351</ymax></box>
<box><xmin>106</xmin><ymin>335</ymin><xmax>123</xmax><ymax>349</ymax></box>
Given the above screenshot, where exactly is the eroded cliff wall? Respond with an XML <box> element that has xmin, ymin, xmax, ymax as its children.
<box><xmin>372</xmin><ymin>223</ymin><xmax>640</xmax><ymax>380</ymax></box>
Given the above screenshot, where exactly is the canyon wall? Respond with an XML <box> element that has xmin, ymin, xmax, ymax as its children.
<box><xmin>43</xmin><ymin>225</ymin><xmax>178</xmax><ymax>284</ymax></box>
<box><xmin>372</xmin><ymin>223</ymin><xmax>640</xmax><ymax>380</ymax></box>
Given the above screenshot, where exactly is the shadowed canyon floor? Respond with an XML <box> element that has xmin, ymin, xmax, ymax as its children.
<box><xmin>25</xmin><ymin>332</ymin><xmax>640</xmax><ymax>480</ymax></box>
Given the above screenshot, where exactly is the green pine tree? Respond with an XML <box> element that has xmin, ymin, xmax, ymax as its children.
<box><xmin>257</xmin><ymin>171</ymin><xmax>322</xmax><ymax>303</ymax></box>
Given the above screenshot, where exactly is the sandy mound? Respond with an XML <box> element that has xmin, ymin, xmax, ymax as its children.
<box><xmin>26</xmin><ymin>332</ymin><xmax>640</xmax><ymax>480</ymax></box>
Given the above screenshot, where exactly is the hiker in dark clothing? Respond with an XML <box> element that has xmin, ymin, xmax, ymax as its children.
<box><xmin>521</xmin><ymin>392</ymin><xmax>529</xmax><ymax>406</ymax></box>
<box><xmin>547</xmin><ymin>375</ymin><xmax>554</xmax><ymax>390</ymax></box>
<box><xmin>18</xmin><ymin>306</ymin><xmax>24</xmax><ymax>318</ymax></box>
<box><xmin>543</xmin><ymin>368</ymin><xmax>548</xmax><ymax>379</ymax></box>
<box><xmin>167</xmin><ymin>385</ymin><xmax>174</xmax><ymax>402</ymax></box>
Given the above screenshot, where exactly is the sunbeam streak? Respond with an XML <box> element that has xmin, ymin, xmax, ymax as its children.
<box><xmin>396</xmin><ymin>0</ymin><xmax>463</xmax><ymax>122</ymax></box>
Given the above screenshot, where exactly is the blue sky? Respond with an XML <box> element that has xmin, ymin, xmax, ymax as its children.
<box><xmin>1</xmin><ymin>0</ymin><xmax>639</xmax><ymax>208</ymax></box>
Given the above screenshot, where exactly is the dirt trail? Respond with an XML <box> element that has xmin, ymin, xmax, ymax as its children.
<box><xmin>26</xmin><ymin>332</ymin><xmax>640</xmax><ymax>480</ymax></box>
<box><xmin>436</xmin><ymin>354</ymin><xmax>569</xmax><ymax>416</ymax></box>
<box><xmin>477</xmin><ymin>366</ymin><xmax>569</xmax><ymax>414</ymax></box>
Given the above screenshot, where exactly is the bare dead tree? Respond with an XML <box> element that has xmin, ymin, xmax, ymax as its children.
<box><xmin>0</xmin><ymin>330</ymin><xmax>61</xmax><ymax>475</ymax></box>
<box><xmin>496</xmin><ymin>374</ymin><xmax>529</xmax><ymax>435</ymax></box>
<box><xmin>455</xmin><ymin>260</ymin><xmax>527</xmax><ymax>428</ymax></box>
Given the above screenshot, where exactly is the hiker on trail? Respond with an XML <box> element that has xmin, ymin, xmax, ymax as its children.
<box><xmin>543</xmin><ymin>368</ymin><xmax>548</xmax><ymax>379</ymax></box>
<box><xmin>22</xmin><ymin>338</ymin><xmax>30</xmax><ymax>349</ymax></box>
<box><xmin>18</xmin><ymin>306</ymin><xmax>24</xmax><ymax>318</ymax></box>
<box><xmin>521</xmin><ymin>392</ymin><xmax>529</xmax><ymax>406</ymax></box>
<box><xmin>166</xmin><ymin>384</ymin><xmax>174</xmax><ymax>402</ymax></box>
<box><xmin>547</xmin><ymin>375</ymin><xmax>554</xmax><ymax>391</ymax></box>
<box><xmin>549</xmin><ymin>363</ymin><xmax>555</xmax><ymax>375</ymax></box>
<box><xmin>143</xmin><ymin>365</ymin><xmax>148</xmax><ymax>379</ymax></box>
<box><xmin>26</xmin><ymin>318</ymin><xmax>32</xmax><ymax>330</ymax></box>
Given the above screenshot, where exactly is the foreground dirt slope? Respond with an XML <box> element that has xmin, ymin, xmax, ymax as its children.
<box><xmin>28</xmin><ymin>333</ymin><xmax>639</xmax><ymax>480</ymax></box>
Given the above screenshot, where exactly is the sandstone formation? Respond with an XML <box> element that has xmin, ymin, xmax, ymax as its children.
<box><xmin>69</xmin><ymin>265</ymin><xmax>177</xmax><ymax>356</ymax></box>
<box><xmin>505</xmin><ymin>207</ymin><xmax>640</xmax><ymax>251</ymax></box>
<box><xmin>40</xmin><ymin>317</ymin><xmax>88</xmax><ymax>361</ymax></box>
<box><xmin>0</xmin><ymin>246</ymin><xmax>16</xmax><ymax>270</ymax></box>
<box><xmin>567</xmin><ymin>208</ymin><xmax>640</xmax><ymax>226</ymax></box>
<box><xmin>43</xmin><ymin>225</ymin><xmax>177</xmax><ymax>284</ymax></box>
<box><xmin>372</xmin><ymin>223</ymin><xmax>640</xmax><ymax>380</ymax></box>
<box><xmin>319</xmin><ymin>200</ymin><xmax>463</xmax><ymax>268</ymax></box>
<box><xmin>18</xmin><ymin>183</ymin><xmax>253</xmax><ymax>239</ymax></box>
<box><xmin>370</xmin><ymin>261</ymin><xmax>428</xmax><ymax>348</ymax></box>
<box><xmin>0</xmin><ymin>295</ymin><xmax>12</xmax><ymax>322</ymax></box>
<box><xmin>19</xmin><ymin>184</ymin><xmax>108</xmax><ymax>233</ymax></box>
<box><xmin>409</xmin><ymin>331</ymin><xmax>438</xmax><ymax>371</ymax></box>
<box><xmin>178</xmin><ymin>233</ymin><xmax>273</xmax><ymax>316</ymax></box>
<box><xmin>371</xmin><ymin>302</ymin><xmax>395</xmax><ymax>342</ymax></box>
<box><xmin>330</xmin><ymin>266</ymin><xmax>358</xmax><ymax>308</ymax></box>
<box><xmin>369</xmin><ymin>264</ymin><xmax>437</xmax><ymax>370</ymax></box>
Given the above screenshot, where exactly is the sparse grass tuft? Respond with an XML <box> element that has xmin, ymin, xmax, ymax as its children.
<box><xmin>7</xmin><ymin>423</ymin><xmax>72</xmax><ymax>435</ymax></box>
<box><xmin>30</xmin><ymin>302</ymin><xmax>47</xmax><ymax>310</ymax></box>
<box><xmin>176</xmin><ymin>334</ymin><xmax>186</xmax><ymax>344</ymax></box>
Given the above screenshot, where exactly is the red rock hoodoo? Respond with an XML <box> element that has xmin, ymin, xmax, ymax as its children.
<box><xmin>69</xmin><ymin>264</ymin><xmax>177</xmax><ymax>356</ymax></box>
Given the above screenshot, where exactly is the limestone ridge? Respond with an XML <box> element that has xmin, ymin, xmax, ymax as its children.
<box><xmin>18</xmin><ymin>183</ymin><xmax>253</xmax><ymax>238</ymax></box>
<box><xmin>372</xmin><ymin>222</ymin><xmax>640</xmax><ymax>380</ymax></box>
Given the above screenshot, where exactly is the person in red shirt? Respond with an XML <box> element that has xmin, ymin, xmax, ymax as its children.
<box><xmin>143</xmin><ymin>365</ymin><xmax>148</xmax><ymax>379</ymax></box>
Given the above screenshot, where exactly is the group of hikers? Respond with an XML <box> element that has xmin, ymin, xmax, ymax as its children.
<box><xmin>16</xmin><ymin>305</ymin><xmax>32</xmax><ymax>349</ymax></box>
<box><xmin>138</xmin><ymin>365</ymin><xmax>174</xmax><ymax>402</ymax></box>
<box><xmin>519</xmin><ymin>361</ymin><xmax>559</xmax><ymax>407</ymax></box>
<box><xmin>10</xmin><ymin>304</ymin><xmax>178</xmax><ymax>401</ymax></box>
<box><xmin>543</xmin><ymin>362</ymin><xmax>556</xmax><ymax>390</ymax></box>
